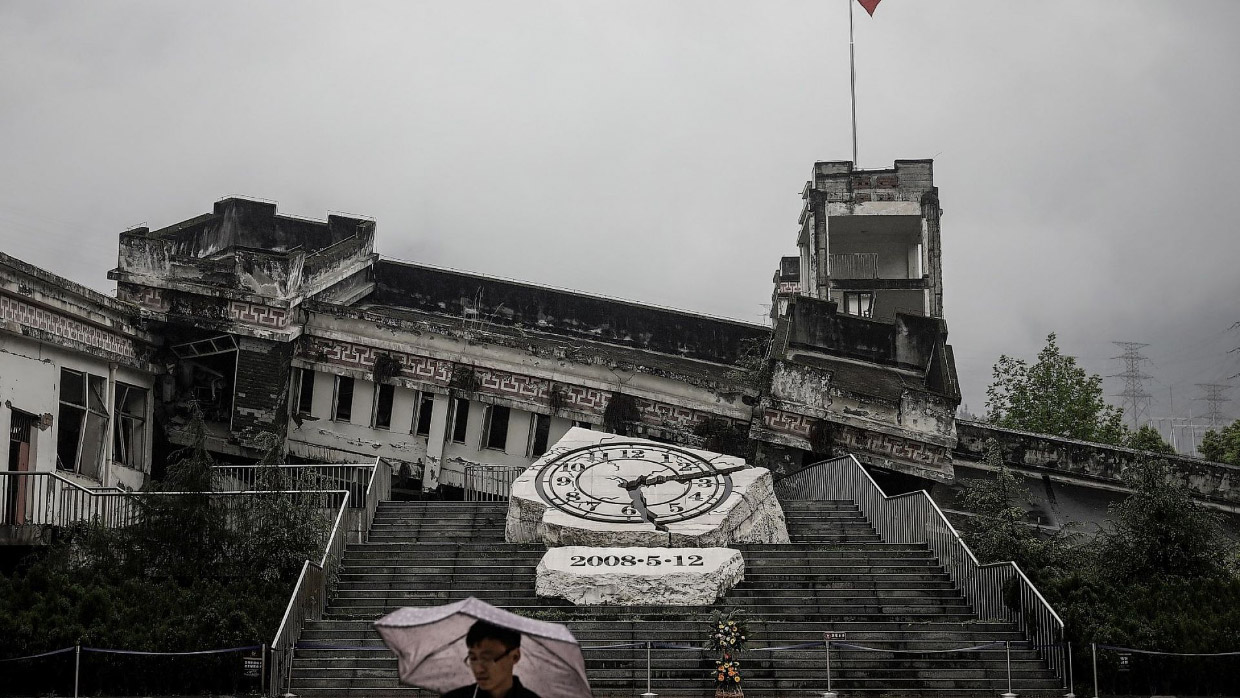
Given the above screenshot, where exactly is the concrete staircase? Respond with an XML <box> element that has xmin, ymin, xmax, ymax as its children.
<box><xmin>287</xmin><ymin>500</ymin><xmax>1064</xmax><ymax>696</ymax></box>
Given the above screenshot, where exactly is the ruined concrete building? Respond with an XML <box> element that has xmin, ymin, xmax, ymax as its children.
<box><xmin>4</xmin><ymin>158</ymin><xmax>1239</xmax><ymax>536</ymax></box>
<box><xmin>0</xmin><ymin>252</ymin><xmax>158</xmax><ymax>517</ymax></box>
<box><xmin>101</xmin><ymin>161</ymin><xmax>959</xmax><ymax>494</ymax></box>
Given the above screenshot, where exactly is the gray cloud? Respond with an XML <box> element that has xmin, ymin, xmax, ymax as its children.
<box><xmin>2</xmin><ymin>0</ymin><xmax>1237</xmax><ymax>425</ymax></box>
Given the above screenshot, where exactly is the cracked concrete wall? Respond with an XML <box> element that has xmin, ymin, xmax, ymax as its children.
<box><xmin>956</xmin><ymin>420</ymin><xmax>1240</xmax><ymax>507</ymax></box>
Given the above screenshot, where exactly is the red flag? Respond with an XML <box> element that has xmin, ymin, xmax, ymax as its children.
<box><xmin>857</xmin><ymin>0</ymin><xmax>880</xmax><ymax>16</ymax></box>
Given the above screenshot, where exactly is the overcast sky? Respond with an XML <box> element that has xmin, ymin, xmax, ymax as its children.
<box><xmin>2</xmin><ymin>0</ymin><xmax>1237</xmax><ymax>438</ymax></box>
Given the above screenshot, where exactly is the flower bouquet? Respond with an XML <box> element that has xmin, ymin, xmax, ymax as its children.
<box><xmin>706</xmin><ymin>609</ymin><xmax>749</xmax><ymax>653</ymax></box>
<box><xmin>707</xmin><ymin>610</ymin><xmax>748</xmax><ymax>696</ymax></box>
<box><xmin>714</xmin><ymin>657</ymin><xmax>743</xmax><ymax>696</ymax></box>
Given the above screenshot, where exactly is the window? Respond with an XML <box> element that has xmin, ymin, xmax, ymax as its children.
<box><xmin>296</xmin><ymin>369</ymin><xmax>315</xmax><ymax>415</ymax></box>
<box><xmin>113</xmin><ymin>383</ymin><xmax>148</xmax><ymax>471</ymax></box>
<box><xmin>528</xmin><ymin>413</ymin><xmax>551</xmax><ymax>457</ymax></box>
<box><xmin>373</xmin><ymin>384</ymin><xmax>395</xmax><ymax>430</ymax></box>
<box><xmin>483</xmin><ymin>405</ymin><xmax>510</xmax><ymax>451</ymax></box>
<box><xmin>450</xmin><ymin>397</ymin><xmax>470</xmax><ymax>443</ymax></box>
<box><xmin>56</xmin><ymin>368</ymin><xmax>108</xmax><ymax>479</ymax></box>
<box><xmin>572</xmin><ymin>420</ymin><xmax>592</xmax><ymax>430</ymax></box>
<box><xmin>333</xmin><ymin>376</ymin><xmax>355</xmax><ymax>422</ymax></box>
<box><xmin>843</xmin><ymin>292</ymin><xmax>874</xmax><ymax>318</ymax></box>
<box><xmin>414</xmin><ymin>392</ymin><xmax>434</xmax><ymax>437</ymax></box>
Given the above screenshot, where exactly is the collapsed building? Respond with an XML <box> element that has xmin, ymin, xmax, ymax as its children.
<box><xmin>3</xmin><ymin>158</ymin><xmax>1238</xmax><ymax>539</ymax></box>
<box><xmin>105</xmin><ymin>161</ymin><xmax>960</xmax><ymax>498</ymax></box>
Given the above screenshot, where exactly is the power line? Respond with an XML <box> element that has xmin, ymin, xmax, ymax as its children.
<box><xmin>1110</xmin><ymin>341</ymin><xmax>1153</xmax><ymax>428</ymax></box>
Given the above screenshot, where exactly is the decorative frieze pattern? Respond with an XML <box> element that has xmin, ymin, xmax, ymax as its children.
<box><xmin>835</xmin><ymin>423</ymin><xmax>949</xmax><ymax>467</ymax></box>
<box><xmin>229</xmin><ymin>301</ymin><xmax>289</xmax><ymax>329</ymax></box>
<box><xmin>0</xmin><ymin>295</ymin><xmax>136</xmax><ymax>358</ymax></box>
<box><xmin>475</xmin><ymin>367</ymin><xmax>551</xmax><ymax>404</ymax></box>
<box><xmin>762</xmin><ymin>408</ymin><xmax>814</xmax><ymax>438</ymax></box>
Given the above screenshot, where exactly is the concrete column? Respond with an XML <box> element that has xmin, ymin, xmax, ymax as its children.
<box><xmin>422</xmin><ymin>395</ymin><xmax>451</xmax><ymax>491</ymax></box>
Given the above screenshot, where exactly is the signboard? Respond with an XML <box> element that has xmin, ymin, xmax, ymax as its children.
<box><xmin>824</xmin><ymin>631</ymin><xmax>847</xmax><ymax>641</ymax></box>
<box><xmin>243</xmin><ymin>655</ymin><xmax>262</xmax><ymax>678</ymax></box>
<box><xmin>1117</xmin><ymin>653</ymin><xmax>1131</xmax><ymax>672</ymax></box>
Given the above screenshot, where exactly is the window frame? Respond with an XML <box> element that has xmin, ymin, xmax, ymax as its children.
<box><xmin>296</xmin><ymin>368</ymin><xmax>315</xmax><ymax>415</ymax></box>
<box><xmin>372</xmin><ymin>383</ymin><xmax>395</xmax><ymax>430</ymax></box>
<box><xmin>449</xmin><ymin>397</ymin><xmax>470</xmax><ymax>444</ymax></box>
<box><xmin>482</xmin><ymin>404</ymin><xmax>511</xmax><ymax>452</ymax></box>
<box><xmin>413</xmin><ymin>392</ymin><xmax>435</xmax><ymax>437</ymax></box>
<box><xmin>332</xmin><ymin>375</ymin><xmax>355</xmax><ymax>422</ymax></box>
<box><xmin>528</xmin><ymin>413</ymin><xmax>551</xmax><ymax>458</ymax></box>
<box><xmin>112</xmin><ymin>382</ymin><xmax>149</xmax><ymax>472</ymax></box>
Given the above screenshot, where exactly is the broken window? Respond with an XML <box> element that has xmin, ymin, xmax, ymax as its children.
<box><xmin>333</xmin><ymin>376</ymin><xmax>355</xmax><ymax>422</ymax></box>
<box><xmin>528</xmin><ymin>413</ymin><xmax>551</xmax><ymax>457</ymax></box>
<box><xmin>414</xmin><ymin>392</ymin><xmax>434</xmax><ymax>437</ymax></box>
<box><xmin>450</xmin><ymin>397</ymin><xmax>470</xmax><ymax>444</ymax></box>
<box><xmin>373</xmin><ymin>384</ymin><xmax>395</xmax><ymax>430</ymax></box>
<box><xmin>56</xmin><ymin>368</ymin><xmax>108</xmax><ymax>480</ymax></box>
<box><xmin>843</xmin><ymin>291</ymin><xmax>874</xmax><ymax>318</ymax></box>
<box><xmin>296</xmin><ymin>369</ymin><xmax>315</xmax><ymax>415</ymax></box>
<box><xmin>113</xmin><ymin>383</ymin><xmax>148</xmax><ymax>471</ymax></box>
<box><xmin>169</xmin><ymin>335</ymin><xmax>237</xmax><ymax>424</ymax></box>
<box><xmin>483</xmin><ymin>405</ymin><xmax>510</xmax><ymax>451</ymax></box>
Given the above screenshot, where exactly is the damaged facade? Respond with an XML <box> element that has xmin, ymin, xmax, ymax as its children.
<box><xmin>4</xmin><ymin>156</ymin><xmax>1232</xmax><ymax>531</ymax></box>
<box><xmin>100</xmin><ymin>161</ymin><xmax>961</xmax><ymax>493</ymax></box>
<box><xmin>0</xmin><ymin>252</ymin><xmax>158</xmax><ymax>502</ymax></box>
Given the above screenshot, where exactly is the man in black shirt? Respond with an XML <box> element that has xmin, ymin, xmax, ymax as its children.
<box><xmin>442</xmin><ymin>620</ymin><xmax>542</xmax><ymax>698</ymax></box>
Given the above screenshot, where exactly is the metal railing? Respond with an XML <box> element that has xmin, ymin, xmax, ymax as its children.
<box><xmin>776</xmin><ymin>455</ymin><xmax>1067</xmax><ymax>683</ymax></box>
<box><xmin>828</xmin><ymin>253</ymin><xmax>879</xmax><ymax>280</ymax></box>
<box><xmin>0</xmin><ymin>472</ymin><xmax>138</xmax><ymax>528</ymax></box>
<box><xmin>211</xmin><ymin>464</ymin><xmax>373</xmax><ymax>507</ymax></box>
<box><xmin>269</xmin><ymin>458</ymin><xmax>391</xmax><ymax>696</ymax></box>
<box><xmin>463</xmin><ymin>463</ymin><xmax>526</xmax><ymax>501</ymax></box>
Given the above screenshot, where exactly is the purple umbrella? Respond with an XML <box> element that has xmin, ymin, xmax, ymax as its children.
<box><xmin>374</xmin><ymin>597</ymin><xmax>592</xmax><ymax>698</ymax></box>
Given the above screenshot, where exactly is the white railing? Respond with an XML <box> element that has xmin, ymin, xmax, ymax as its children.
<box><xmin>828</xmin><ymin>253</ymin><xmax>879</xmax><ymax>280</ymax></box>
<box><xmin>212</xmin><ymin>464</ymin><xmax>372</xmax><ymax>507</ymax></box>
<box><xmin>269</xmin><ymin>457</ymin><xmax>391</xmax><ymax>695</ymax></box>
<box><xmin>776</xmin><ymin>455</ymin><xmax>1067</xmax><ymax>683</ymax></box>
<box><xmin>0</xmin><ymin>472</ymin><xmax>139</xmax><ymax>528</ymax></box>
<box><xmin>463</xmin><ymin>463</ymin><xmax>527</xmax><ymax>501</ymax></box>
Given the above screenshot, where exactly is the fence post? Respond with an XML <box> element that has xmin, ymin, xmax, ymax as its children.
<box><xmin>639</xmin><ymin>640</ymin><xmax>655</xmax><ymax>697</ymax></box>
<box><xmin>823</xmin><ymin>639</ymin><xmax>835</xmax><ymax>698</ymax></box>
<box><xmin>74</xmin><ymin>643</ymin><xmax>80</xmax><ymax>698</ymax></box>
<box><xmin>1066</xmin><ymin>641</ymin><xmax>1075</xmax><ymax>698</ymax></box>
<box><xmin>1001</xmin><ymin>640</ymin><xmax>1016</xmax><ymax>698</ymax></box>
<box><xmin>261</xmin><ymin>642</ymin><xmax>267</xmax><ymax>695</ymax></box>
<box><xmin>1092</xmin><ymin>643</ymin><xmax>1099</xmax><ymax>698</ymax></box>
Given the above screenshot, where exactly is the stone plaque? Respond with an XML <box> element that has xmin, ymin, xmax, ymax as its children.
<box><xmin>535</xmin><ymin>546</ymin><xmax>744</xmax><ymax>606</ymax></box>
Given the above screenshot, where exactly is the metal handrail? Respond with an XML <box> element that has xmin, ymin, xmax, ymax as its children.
<box><xmin>268</xmin><ymin>457</ymin><xmax>390</xmax><ymax>695</ymax></box>
<box><xmin>211</xmin><ymin>464</ymin><xmax>372</xmax><ymax>507</ymax></box>
<box><xmin>463</xmin><ymin>463</ymin><xmax>526</xmax><ymax>501</ymax></box>
<box><xmin>775</xmin><ymin>455</ymin><xmax>1067</xmax><ymax>683</ymax></box>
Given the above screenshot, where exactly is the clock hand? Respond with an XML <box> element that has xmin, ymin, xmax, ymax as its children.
<box><xmin>622</xmin><ymin>464</ymin><xmax>749</xmax><ymax>489</ymax></box>
<box><xmin>625</xmin><ymin>483</ymin><xmax>667</xmax><ymax>532</ymax></box>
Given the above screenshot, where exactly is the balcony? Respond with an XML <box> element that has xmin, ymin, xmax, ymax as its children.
<box><xmin>828</xmin><ymin>253</ymin><xmax>927</xmax><ymax>291</ymax></box>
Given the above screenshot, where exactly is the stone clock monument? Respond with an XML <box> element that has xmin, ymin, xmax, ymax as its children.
<box><xmin>506</xmin><ymin>428</ymin><xmax>789</xmax><ymax>547</ymax></box>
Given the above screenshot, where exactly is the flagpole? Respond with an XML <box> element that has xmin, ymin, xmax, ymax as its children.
<box><xmin>849</xmin><ymin>0</ymin><xmax>858</xmax><ymax>165</ymax></box>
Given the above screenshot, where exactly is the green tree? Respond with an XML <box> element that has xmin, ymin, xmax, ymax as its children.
<box><xmin>1199</xmin><ymin>419</ymin><xmax>1240</xmax><ymax>465</ymax></box>
<box><xmin>1126</xmin><ymin>424</ymin><xmax>1175</xmax><ymax>455</ymax></box>
<box><xmin>985</xmin><ymin>332</ymin><xmax>1127</xmax><ymax>444</ymax></box>
<box><xmin>1096</xmin><ymin>459</ymin><xmax>1231</xmax><ymax>581</ymax></box>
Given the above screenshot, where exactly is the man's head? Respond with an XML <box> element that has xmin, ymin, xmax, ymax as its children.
<box><xmin>464</xmin><ymin>620</ymin><xmax>522</xmax><ymax>695</ymax></box>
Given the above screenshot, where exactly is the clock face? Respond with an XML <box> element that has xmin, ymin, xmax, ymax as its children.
<box><xmin>534</xmin><ymin>441</ymin><xmax>735</xmax><ymax>526</ymax></box>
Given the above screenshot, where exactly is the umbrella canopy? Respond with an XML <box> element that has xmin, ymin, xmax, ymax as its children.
<box><xmin>374</xmin><ymin>597</ymin><xmax>592</xmax><ymax>698</ymax></box>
